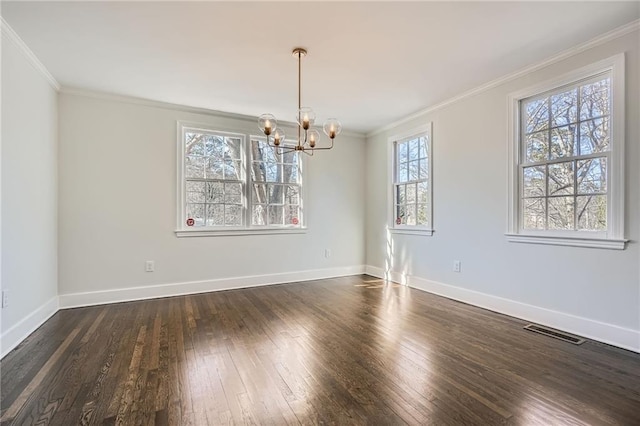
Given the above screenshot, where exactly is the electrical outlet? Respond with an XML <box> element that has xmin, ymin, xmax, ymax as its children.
<box><xmin>324</xmin><ymin>249</ymin><xmax>332</xmax><ymax>258</ymax></box>
<box><xmin>145</xmin><ymin>261</ymin><xmax>155</xmax><ymax>272</ymax></box>
<box><xmin>2</xmin><ymin>290</ymin><xmax>9</xmax><ymax>308</ymax></box>
<box><xmin>453</xmin><ymin>260</ymin><xmax>461</xmax><ymax>273</ymax></box>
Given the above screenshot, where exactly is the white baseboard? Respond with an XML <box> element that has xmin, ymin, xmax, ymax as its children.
<box><xmin>59</xmin><ymin>265</ymin><xmax>365</xmax><ymax>309</ymax></box>
<box><xmin>365</xmin><ymin>265</ymin><xmax>640</xmax><ymax>353</ymax></box>
<box><xmin>1</xmin><ymin>296</ymin><xmax>59</xmax><ymax>359</ymax></box>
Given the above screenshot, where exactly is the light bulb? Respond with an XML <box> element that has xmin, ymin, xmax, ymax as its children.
<box><xmin>258</xmin><ymin>114</ymin><xmax>277</xmax><ymax>136</ymax></box>
<box><xmin>323</xmin><ymin>119</ymin><xmax>342</xmax><ymax>140</ymax></box>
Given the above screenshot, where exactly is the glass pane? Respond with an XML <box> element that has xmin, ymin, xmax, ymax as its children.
<box><xmin>186</xmin><ymin>181</ymin><xmax>205</xmax><ymax>203</ymax></box>
<box><xmin>223</xmin><ymin>159</ymin><xmax>242</xmax><ymax>180</ymax></box>
<box><xmin>264</xmin><ymin>162</ymin><xmax>280</xmax><ymax>182</ymax></box>
<box><xmin>548</xmin><ymin>161</ymin><xmax>574</xmax><ymax>196</ymax></box>
<box><xmin>396</xmin><ymin>185</ymin><xmax>406</xmax><ymax>204</ymax></box>
<box><xmin>185</xmin><ymin>136</ymin><xmax>205</xmax><ymax>156</ymax></box>
<box><xmin>253</xmin><ymin>184</ymin><xmax>267</xmax><ymax>203</ymax></box>
<box><xmin>417</xmin><ymin>181</ymin><xmax>428</xmax><ymax>203</ymax></box>
<box><xmin>285</xmin><ymin>205</ymin><xmax>300</xmax><ymax>226</ymax></box>
<box><xmin>206</xmin><ymin>204</ymin><xmax>224</xmax><ymax>226</ymax></box>
<box><xmin>186</xmin><ymin>203</ymin><xmax>205</xmax><ymax>227</ymax></box>
<box><xmin>522</xmin><ymin>198</ymin><xmax>545</xmax><ymax>230</ymax></box>
<box><xmin>550</xmin><ymin>89</ymin><xmax>577</xmax><ymax>127</ymax></box>
<box><xmin>524</xmin><ymin>98</ymin><xmax>549</xmax><ymax>133</ymax></box>
<box><xmin>408</xmin><ymin>138</ymin><xmax>419</xmax><ymax>161</ymax></box>
<box><xmin>206</xmin><ymin>182</ymin><xmax>224</xmax><ymax>203</ymax></box>
<box><xmin>577</xmin><ymin>158</ymin><xmax>607</xmax><ymax>194</ymax></box>
<box><xmin>408</xmin><ymin>160</ymin><xmax>419</xmax><ymax>181</ymax></box>
<box><xmin>405</xmin><ymin>204</ymin><xmax>416</xmax><ymax>225</ymax></box>
<box><xmin>252</xmin><ymin>140</ymin><xmax>277</xmax><ymax>163</ymax></box>
<box><xmin>251</xmin><ymin>162</ymin><xmax>266</xmax><ymax>182</ymax></box>
<box><xmin>398</xmin><ymin>162</ymin><xmax>408</xmax><ymax>183</ymax></box>
<box><xmin>398</xmin><ymin>142</ymin><xmax>408</xmax><ymax>164</ymax></box>
<box><xmin>406</xmin><ymin>183</ymin><xmax>416</xmax><ymax>203</ymax></box>
<box><xmin>419</xmin><ymin>137</ymin><xmax>428</xmax><ymax>158</ymax></box>
<box><xmin>577</xmin><ymin>195</ymin><xmax>606</xmax><ymax>231</ymax></box>
<box><xmin>524</xmin><ymin>131</ymin><xmax>549</xmax><ymax>163</ymax></box>
<box><xmin>252</xmin><ymin>204</ymin><xmax>266</xmax><ymax>225</ymax></box>
<box><xmin>203</xmin><ymin>134</ymin><xmax>223</xmax><ymax>158</ymax></box>
<box><xmin>225</xmin><ymin>137</ymin><xmax>243</xmax><ymax>160</ymax></box>
<box><xmin>224</xmin><ymin>205</ymin><xmax>242</xmax><ymax>226</ymax></box>
<box><xmin>206</xmin><ymin>157</ymin><xmax>224</xmax><ymax>179</ymax></box>
<box><xmin>580</xmin><ymin>78</ymin><xmax>610</xmax><ymax>120</ymax></box>
<box><xmin>523</xmin><ymin>166</ymin><xmax>545</xmax><ymax>198</ymax></box>
<box><xmin>224</xmin><ymin>182</ymin><xmax>242</xmax><ymax>204</ymax></box>
<box><xmin>268</xmin><ymin>184</ymin><xmax>284</xmax><ymax>205</ymax></box>
<box><xmin>419</xmin><ymin>159</ymin><xmax>428</xmax><ymax>180</ymax></box>
<box><xmin>548</xmin><ymin>196</ymin><xmax>574</xmax><ymax>230</ymax></box>
<box><xmin>282</xmin><ymin>151</ymin><xmax>298</xmax><ymax>165</ymax></box>
<box><xmin>579</xmin><ymin>117</ymin><xmax>610</xmax><ymax>155</ymax></box>
<box><xmin>417</xmin><ymin>203</ymin><xmax>428</xmax><ymax>226</ymax></box>
<box><xmin>395</xmin><ymin>205</ymin><xmax>406</xmax><ymax>225</ymax></box>
<box><xmin>550</xmin><ymin>125</ymin><xmax>576</xmax><ymax>159</ymax></box>
<box><xmin>268</xmin><ymin>205</ymin><xmax>284</xmax><ymax>225</ymax></box>
<box><xmin>285</xmin><ymin>185</ymin><xmax>300</xmax><ymax>204</ymax></box>
<box><xmin>283</xmin><ymin>164</ymin><xmax>299</xmax><ymax>183</ymax></box>
<box><xmin>185</xmin><ymin>156</ymin><xmax>205</xmax><ymax>178</ymax></box>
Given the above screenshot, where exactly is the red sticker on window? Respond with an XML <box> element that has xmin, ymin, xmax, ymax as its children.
<box><xmin>292</xmin><ymin>217</ymin><xmax>299</xmax><ymax>225</ymax></box>
<box><xmin>396</xmin><ymin>217</ymin><xmax>402</xmax><ymax>225</ymax></box>
<box><xmin>186</xmin><ymin>218</ymin><xmax>195</xmax><ymax>227</ymax></box>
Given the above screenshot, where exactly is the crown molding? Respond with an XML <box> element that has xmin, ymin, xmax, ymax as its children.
<box><xmin>60</xmin><ymin>86</ymin><xmax>365</xmax><ymax>138</ymax></box>
<box><xmin>1</xmin><ymin>17</ymin><xmax>60</xmax><ymax>91</ymax></box>
<box><xmin>367</xmin><ymin>19</ymin><xmax>640</xmax><ymax>138</ymax></box>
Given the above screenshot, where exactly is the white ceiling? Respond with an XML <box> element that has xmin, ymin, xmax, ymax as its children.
<box><xmin>2</xmin><ymin>1</ymin><xmax>639</xmax><ymax>134</ymax></box>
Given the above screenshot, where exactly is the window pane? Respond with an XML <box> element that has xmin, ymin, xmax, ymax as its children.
<box><xmin>398</xmin><ymin>142</ymin><xmax>408</xmax><ymax>163</ymax></box>
<box><xmin>524</xmin><ymin>131</ymin><xmax>549</xmax><ymax>163</ymax></box>
<box><xmin>206</xmin><ymin>182</ymin><xmax>224</xmax><ymax>203</ymax></box>
<box><xmin>417</xmin><ymin>203</ymin><xmax>428</xmax><ymax>226</ymax></box>
<box><xmin>550</xmin><ymin>89</ymin><xmax>577</xmax><ymax>127</ymax></box>
<box><xmin>223</xmin><ymin>159</ymin><xmax>242</xmax><ymax>180</ymax></box>
<box><xmin>580</xmin><ymin>78</ymin><xmax>610</xmax><ymax>120</ymax></box>
<box><xmin>406</xmin><ymin>183</ymin><xmax>416</xmax><ymax>203</ymax></box>
<box><xmin>417</xmin><ymin>181</ymin><xmax>428</xmax><ymax>203</ymax></box>
<box><xmin>268</xmin><ymin>184</ymin><xmax>284</xmax><ymax>205</ymax></box>
<box><xmin>268</xmin><ymin>205</ymin><xmax>284</xmax><ymax>225</ymax></box>
<box><xmin>185</xmin><ymin>156</ymin><xmax>205</xmax><ymax>178</ymax></box>
<box><xmin>548</xmin><ymin>161</ymin><xmax>574</xmax><ymax>196</ymax></box>
<box><xmin>203</xmin><ymin>135</ymin><xmax>222</xmax><ymax>158</ymax></box>
<box><xmin>524</xmin><ymin>98</ymin><xmax>549</xmax><ymax>133</ymax></box>
<box><xmin>251</xmin><ymin>162</ymin><xmax>266</xmax><ymax>182</ymax></box>
<box><xmin>224</xmin><ymin>205</ymin><xmax>242</xmax><ymax>226</ymax></box>
<box><xmin>396</xmin><ymin>205</ymin><xmax>406</xmax><ymax>225</ymax></box>
<box><xmin>523</xmin><ymin>166</ymin><xmax>546</xmax><ymax>197</ymax></box>
<box><xmin>285</xmin><ymin>185</ymin><xmax>300</xmax><ymax>204</ymax></box>
<box><xmin>577</xmin><ymin>195</ymin><xmax>606</xmax><ymax>231</ymax></box>
<box><xmin>408</xmin><ymin>138</ymin><xmax>419</xmax><ymax>161</ymax></box>
<box><xmin>419</xmin><ymin>158</ymin><xmax>428</xmax><ymax>180</ymax></box>
<box><xmin>285</xmin><ymin>205</ymin><xmax>300</xmax><ymax>226</ymax></box>
<box><xmin>206</xmin><ymin>158</ymin><xmax>224</xmax><ymax>179</ymax></box>
<box><xmin>224</xmin><ymin>182</ymin><xmax>242</xmax><ymax>204</ymax></box>
<box><xmin>186</xmin><ymin>137</ymin><xmax>205</xmax><ymax>156</ymax></box>
<box><xmin>282</xmin><ymin>151</ymin><xmax>298</xmax><ymax>165</ymax></box>
<box><xmin>523</xmin><ymin>198</ymin><xmax>545</xmax><ymax>230</ymax></box>
<box><xmin>405</xmin><ymin>203</ymin><xmax>416</xmax><ymax>225</ymax></box>
<box><xmin>186</xmin><ymin>181</ymin><xmax>205</xmax><ymax>203</ymax></box>
<box><xmin>264</xmin><ymin>162</ymin><xmax>280</xmax><ymax>182</ymax></box>
<box><xmin>252</xmin><ymin>204</ymin><xmax>266</xmax><ymax>225</ymax></box>
<box><xmin>548</xmin><ymin>196</ymin><xmax>574</xmax><ymax>230</ymax></box>
<box><xmin>225</xmin><ymin>137</ymin><xmax>243</xmax><ymax>160</ymax></box>
<box><xmin>396</xmin><ymin>185</ymin><xmax>406</xmax><ymax>204</ymax></box>
<box><xmin>579</xmin><ymin>117</ymin><xmax>610</xmax><ymax>155</ymax></box>
<box><xmin>253</xmin><ymin>184</ymin><xmax>267</xmax><ymax>203</ymax></box>
<box><xmin>206</xmin><ymin>204</ymin><xmax>224</xmax><ymax>226</ymax></box>
<box><xmin>550</xmin><ymin>125</ymin><xmax>576</xmax><ymax>159</ymax></box>
<box><xmin>398</xmin><ymin>162</ymin><xmax>408</xmax><ymax>183</ymax></box>
<box><xmin>577</xmin><ymin>158</ymin><xmax>607</xmax><ymax>194</ymax></box>
<box><xmin>283</xmin><ymin>164</ymin><xmax>299</xmax><ymax>184</ymax></box>
<box><xmin>187</xmin><ymin>203</ymin><xmax>205</xmax><ymax>227</ymax></box>
<box><xmin>408</xmin><ymin>160</ymin><xmax>419</xmax><ymax>181</ymax></box>
<box><xmin>419</xmin><ymin>137</ymin><xmax>428</xmax><ymax>158</ymax></box>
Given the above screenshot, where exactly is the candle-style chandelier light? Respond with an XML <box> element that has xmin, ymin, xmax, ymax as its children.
<box><xmin>258</xmin><ymin>47</ymin><xmax>341</xmax><ymax>155</ymax></box>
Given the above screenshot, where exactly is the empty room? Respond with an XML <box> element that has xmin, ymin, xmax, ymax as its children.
<box><xmin>1</xmin><ymin>1</ymin><xmax>639</xmax><ymax>425</ymax></box>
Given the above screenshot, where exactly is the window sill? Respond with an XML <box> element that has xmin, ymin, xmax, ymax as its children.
<box><xmin>389</xmin><ymin>228</ymin><xmax>434</xmax><ymax>236</ymax></box>
<box><xmin>176</xmin><ymin>227</ymin><xmax>307</xmax><ymax>238</ymax></box>
<box><xmin>505</xmin><ymin>233</ymin><xmax>628</xmax><ymax>250</ymax></box>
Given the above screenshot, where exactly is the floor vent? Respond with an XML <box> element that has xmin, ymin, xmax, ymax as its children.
<box><xmin>524</xmin><ymin>324</ymin><xmax>586</xmax><ymax>345</ymax></box>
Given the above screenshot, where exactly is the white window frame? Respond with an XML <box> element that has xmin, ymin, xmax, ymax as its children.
<box><xmin>175</xmin><ymin>121</ymin><xmax>307</xmax><ymax>237</ymax></box>
<box><xmin>506</xmin><ymin>54</ymin><xmax>627</xmax><ymax>249</ymax></box>
<box><xmin>387</xmin><ymin>122</ymin><xmax>434</xmax><ymax>236</ymax></box>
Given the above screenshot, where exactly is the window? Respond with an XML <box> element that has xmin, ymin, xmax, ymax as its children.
<box><xmin>507</xmin><ymin>55</ymin><xmax>626</xmax><ymax>249</ymax></box>
<box><xmin>176</xmin><ymin>123</ymin><xmax>304</xmax><ymax>236</ymax></box>
<box><xmin>389</xmin><ymin>123</ymin><xmax>433</xmax><ymax>235</ymax></box>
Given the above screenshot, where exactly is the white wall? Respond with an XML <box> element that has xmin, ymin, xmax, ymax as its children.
<box><xmin>365</xmin><ymin>31</ymin><xmax>640</xmax><ymax>351</ymax></box>
<box><xmin>57</xmin><ymin>92</ymin><xmax>366</xmax><ymax>303</ymax></box>
<box><xmin>1</xmin><ymin>28</ymin><xmax>59</xmax><ymax>354</ymax></box>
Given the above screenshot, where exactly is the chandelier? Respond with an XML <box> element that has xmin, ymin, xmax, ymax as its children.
<box><xmin>258</xmin><ymin>47</ymin><xmax>341</xmax><ymax>155</ymax></box>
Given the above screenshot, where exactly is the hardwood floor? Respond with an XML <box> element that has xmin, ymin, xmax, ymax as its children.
<box><xmin>1</xmin><ymin>275</ymin><xmax>639</xmax><ymax>425</ymax></box>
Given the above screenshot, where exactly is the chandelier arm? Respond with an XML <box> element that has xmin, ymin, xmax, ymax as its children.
<box><xmin>307</xmin><ymin>139</ymin><xmax>335</xmax><ymax>151</ymax></box>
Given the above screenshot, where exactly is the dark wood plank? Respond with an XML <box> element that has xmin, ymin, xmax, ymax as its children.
<box><xmin>1</xmin><ymin>275</ymin><xmax>639</xmax><ymax>425</ymax></box>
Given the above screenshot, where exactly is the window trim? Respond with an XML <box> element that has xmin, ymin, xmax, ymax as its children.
<box><xmin>175</xmin><ymin>121</ymin><xmax>307</xmax><ymax>237</ymax></box>
<box><xmin>506</xmin><ymin>54</ymin><xmax>627</xmax><ymax>249</ymax></box>
<box><xmin>387</xmin><ymin>122</ymin><xmax>434</xmax><ymax>236</ymax></box>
